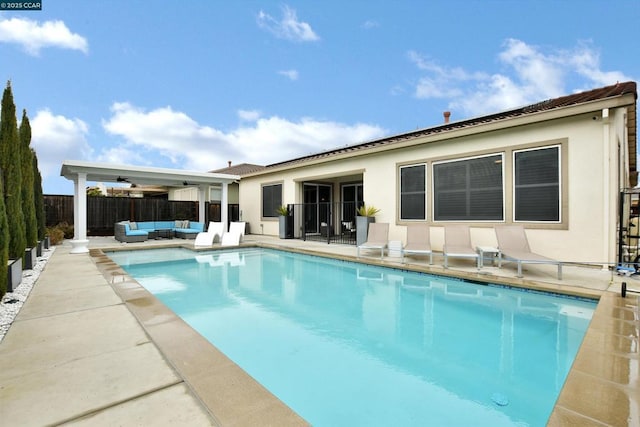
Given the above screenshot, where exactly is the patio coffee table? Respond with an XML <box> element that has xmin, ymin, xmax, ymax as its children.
<box><xmin>157</xmin><ymin>229</ymin><xmax>174</xmax><ymax>239</ymax></box>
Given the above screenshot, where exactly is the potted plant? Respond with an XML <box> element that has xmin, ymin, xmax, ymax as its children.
<box><xmin>277</xmin><ymin>205</ymin><xmax>293</xmax><ymax>239</ymax></box>
<box><xmin>356</xmin><ymin>205</ymin><xmax>380</xmax><ymax>246</ymax></box>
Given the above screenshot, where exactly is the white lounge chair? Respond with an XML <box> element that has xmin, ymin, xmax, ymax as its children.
<box><xmin>194</xmin><ymin>221</ymin><xmax>225</xmax><ymax>247</ymax></box>
<box><xmin>228</xmin><ymin>221</ymin><xmax>246</xmax><ymax>242</ymax></box>
<box><xmin>443</xmin><ymin>225</ymin><xmax>480</xmax><ymax>269</ymax></box>
<box><xmin>402</xmin><ymin>223</ymin><xmax>433</xmax><ymax>264</ymax></box>
<box><xmin>221</xmin><ymin>222</ymin><xmax>245</xmax><ymax>247</ymax></box>
<box><xmin>495</xmin><ymin>225</ymin><xmax>562</xmax><ymax>279</ymax></box>
<box><xmin>357</xmin><ymin>223</ymin><xmax>389</xmax><ymax>259</ymax></box>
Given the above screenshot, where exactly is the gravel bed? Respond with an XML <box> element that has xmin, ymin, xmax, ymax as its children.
<box><xmin>0</xmin><ymin>246</ymin><xmax>55</xmax><ymax>343</ymax></box>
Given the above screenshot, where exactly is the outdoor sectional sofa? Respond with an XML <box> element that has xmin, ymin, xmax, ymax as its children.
<box><xmin>114</xmin><ymin>220</ymin><xmax>204</xmax><ymax>243</ymax></box>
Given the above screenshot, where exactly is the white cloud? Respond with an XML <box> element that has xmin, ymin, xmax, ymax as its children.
<box><xmin>30</xmin><ymin>109</ymin><xmax>92</xmax><ymax>178</ymax></box>
<box><xmin>96</xmin><ymin>145</ymin><xmax>147</xmax><ymax>165</ymax></box>
<box><xmin>0</xmin><ymin>17</ymin><xmax>88</xmax><ymax>55</ymax></box>
<box><xmin>102</xmin><ymin>102</ymin><xmax>386</xmax><ymax>172</ymax></box>
<box><xmin>231</xmin><ymin>116</ymin><xmax>385</xmax><ymax>166</ymax></box>
<box><xmin>567</xmin><ymin>42</ymin><xmax>630</xmax><ymax>87</ymax></box>
<box><xmin>408</xmin><ymin>39</ymin><xmax>634</xmax><ymax>117</ymax></box>
<box><xmin>237</xmin><ymin>109</ymin><xmax>261</xmax><ymax>122</ymax></box>
<box><xmin>408</xmin><ymin>50</ymin><xmax>481</xmax><ymax>100</ymax></box>
<box><xmin>278</xmin><ymin>69</ymin><xmax>299</xmax><ymax>80</ymax></box>
<box><xmin>362</xmin><ymin>20</ymin><xmax>379</xmax><ymax>30</ymax></box>
<box><xmin>102</xmin><ymin>102</ymin><xmax>225</xmax><ymax>165</ymax></box>
<box><xmin>257</xmin><ymin>5</ymin><xmax>319</xmax><ymax>42</ymax></box>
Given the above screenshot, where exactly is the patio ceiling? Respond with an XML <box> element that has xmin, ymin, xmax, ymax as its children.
<box><xmin>60</xmin><ymin>160</ymin><xmax>240</xmax><ymax>187</ymax></box>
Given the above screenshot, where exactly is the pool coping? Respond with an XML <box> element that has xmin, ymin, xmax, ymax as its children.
<box><xmin>91</xmin><ymin>245</ymin><xmax>307</xmax><ymax>426</ymax></box>
<box><xmin>92</xmin><ymin>243</ymin><xmax>640</xmax><ymax>426</ymax></box>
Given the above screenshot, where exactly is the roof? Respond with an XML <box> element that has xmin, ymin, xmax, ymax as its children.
<box><xmin>210</xmin><ymin>163</ymin><xmax>266</xmax><ymax>176</ymax></box>
<box><xmin>262</xmin><ymin>81</ymin><xmax>637</xmax><ymax>171</ymax></box>
<box><xmin>61</xmin><ymin>161</ymin><xmax>240</xmax><ymax>187</ymax></box>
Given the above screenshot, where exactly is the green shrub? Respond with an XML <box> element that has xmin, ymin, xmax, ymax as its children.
<box><xmin>276</xmin><ymin>205</ymin><xmax>289</xmax><ymax>216</ymax></box>
<box><xmin>357</xmin><ymin>205</ymin><xmax>380</xmax><ymax>217</ymax></box>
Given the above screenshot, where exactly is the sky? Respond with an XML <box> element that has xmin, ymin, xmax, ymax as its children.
<box><xmin>0</xmin><ymin>0</ymin><xmax>638</xmax><ymax>195</ymax></box>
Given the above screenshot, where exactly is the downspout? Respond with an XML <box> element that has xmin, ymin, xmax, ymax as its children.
<box><xmin>602</xmin><ymin>108</ymin><xmax>611</xmax><ymax>269</ymax></box>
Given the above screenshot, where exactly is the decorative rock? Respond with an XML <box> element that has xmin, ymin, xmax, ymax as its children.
<box><xmin>0</xmin><ymin>247</ymin><xmax>55</xmax><ymax>342</ymax></box>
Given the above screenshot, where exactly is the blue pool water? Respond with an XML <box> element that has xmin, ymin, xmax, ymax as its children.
<box><xmin>108</xmin><ymin>247</ymin><xmax>596</xmax><ymax>426</ymax></box>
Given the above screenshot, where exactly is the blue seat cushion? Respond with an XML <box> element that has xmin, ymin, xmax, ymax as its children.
<box><xmin>127</xmin><ymin>230</ymin><xmax>148</xmax><ymax>236</ymax></box>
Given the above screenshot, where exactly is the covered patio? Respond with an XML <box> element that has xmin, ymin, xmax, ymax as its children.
<box><xmin>60</xmin><ymin>160</ymin><xmax>240</xmax><ymax>253</ymax></box>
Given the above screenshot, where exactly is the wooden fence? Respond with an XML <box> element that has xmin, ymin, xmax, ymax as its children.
<box><xmin>44</xmin><ymin>195</ymin><xmax>239</xmax><ymax>236</ymax></box>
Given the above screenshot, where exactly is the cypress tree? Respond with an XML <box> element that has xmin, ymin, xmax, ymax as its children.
<box><xmin>0</xmin><ymin>170</ymin><xmax>8</xmax><ymax>297</ymax></box>
<box><xmin>33</xmin><ymin>153</ymin><xmax>46</xmax><ymax>240</ymax></box>
<box><xmin>0</xmin><ymin>81</ymin><xmax>26</xmax><ymax>260</ymax></box>
<box><xmin>20</xmin><ymin>109</ymin><xmax>37</xmax><ymax>248</ymax></box>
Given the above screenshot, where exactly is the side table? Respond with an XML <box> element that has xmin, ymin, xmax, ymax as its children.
<box><xmin>476</xmin><ymin>246</ymin><xmax>500</xmax><ymax>268</ymax></box>
<box><xmin>388</xmin><ymin>240</ymin><xmax>402</xmax><ymax>258</ymax></box>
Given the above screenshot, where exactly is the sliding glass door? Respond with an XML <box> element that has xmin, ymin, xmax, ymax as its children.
<box><xmin>304</xmin><ymin>184</ymin><xmax>332</xmax><ymax>234</ymax></box>
<box><xmin>342</xmin><ymin>183</ymin><xmax>363</xmax><ymax>223</ymax></box>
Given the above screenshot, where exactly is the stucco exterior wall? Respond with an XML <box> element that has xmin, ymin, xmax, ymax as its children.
<box><xmin>169</xmin><ymin>184</ymin><xmax>239</xmax><ymax>203</ymax></box>
<box><xmin>169</xmin><ymin>187</ymin><xmax>199</xmax><ymax>201</ymax></box>
<box><xmin>240</xmin><ymin>105</ymin><xmax>632</xmax><ymax>266</ymax></box>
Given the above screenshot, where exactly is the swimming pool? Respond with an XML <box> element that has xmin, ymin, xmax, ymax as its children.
<box><xmin>108</xmin><ymin>247</ymin><xmax>596</xmax><ymax>426</ymax></box>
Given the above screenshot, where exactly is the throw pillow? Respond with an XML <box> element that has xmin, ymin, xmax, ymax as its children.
<box><xmin>130</xmin><ymin>222</ymin><xmax>138</xmax><ymax>230</ymax></box>
<box><xmin>183</xmin><ymin>220</ymin><xmax>190</xmax><ymax>229</ymax></box>
<box><xmin>174</xmin><ymin>220</ymin><xmax>183</xmax><ymax>229</ymax></box>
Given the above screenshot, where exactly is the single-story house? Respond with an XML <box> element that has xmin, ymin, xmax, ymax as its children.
<box><xmin>238</xmin><ymin>81</ymin><xmax>637</xmax><ymax>267</ymax></box>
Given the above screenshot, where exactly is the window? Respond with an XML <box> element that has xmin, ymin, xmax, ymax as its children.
<box><xmin>514</xmin><ymin>146</ymin><xmax>560</xmax><ymax>222</ymax></box>
<box><xmin>262</xmin><ymin>183</ymin><xmax>282</xmax><ymax>218</ymax></box>
<box><xmin>433</xmin><ymin>154</ymin><xmax>504</xmax><ymax>221</ymax></box>
<box><xmin>400</xmin><ymin>164</ymin><xmax>426</xmax><ymax>220</ymax></box>
<box><xmin>209</xmin><ymin>186</ymin><xmax>221</xmax><ymax>202</ymax></box>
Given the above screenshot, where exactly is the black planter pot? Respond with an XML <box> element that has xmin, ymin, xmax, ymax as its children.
<box><xmin>7</xmin><ymin>257</ymin><xmax>22</xmax><ymax>293</ymax></box>
<box><xmin>24</xmin><ymin>247</ymin><xmax>38</xmax><ymax>270</ymax></box>
<box><xmin>44</xmin><ymin>236</ymin><xmax>50</xmax><ymax>249</ymax></box>
<box><xmin>37</xmin><ymin>240</ymin><xmax>43</xmax><ymax>257</ymax></box>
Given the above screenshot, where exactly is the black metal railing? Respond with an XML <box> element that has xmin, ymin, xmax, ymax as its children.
<box><xmin>288</xmin><ymin>201</ymin><xmax>361</xmax><ymax>245</ymax></box>
<box><xmin>618</xmin><ymin>189</ymin><xmax>640</xmax><ymax>268</ymax></box>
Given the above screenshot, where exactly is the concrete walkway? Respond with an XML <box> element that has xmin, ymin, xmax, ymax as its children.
<box><xmin>0</xmin><ymin>244</ymin><xmax>215</xmax><ymax>426</ymax></box>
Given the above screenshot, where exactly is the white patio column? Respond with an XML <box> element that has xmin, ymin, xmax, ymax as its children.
<box><xmin>197</xmin><ymin>185</ymin><xmax>207</xmax><ymax>224</ymax></box>
<box><xmin>70</xmin><ymin>172</ymin><xmax>89</xmax><ymax>254</ymax></box>
<box><xmin>221</xmin><ymin>181</ymin><xmax>229</xmax><ymax>233</ymax></box>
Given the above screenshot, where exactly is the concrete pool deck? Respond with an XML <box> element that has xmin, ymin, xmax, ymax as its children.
<box><xmin>0</xmin><ymin>235</ymin><xmax>638</xmax><ymax>426</ymax></box>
